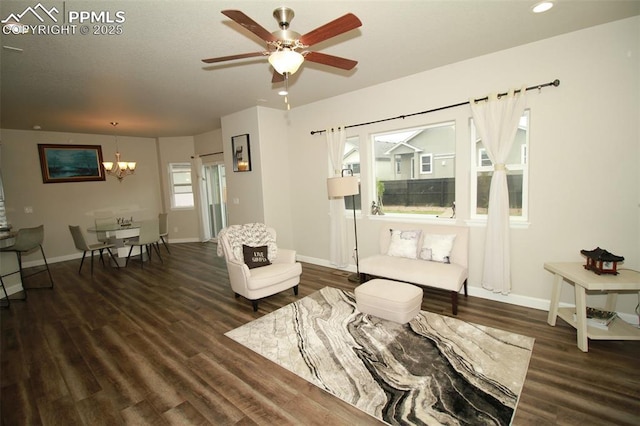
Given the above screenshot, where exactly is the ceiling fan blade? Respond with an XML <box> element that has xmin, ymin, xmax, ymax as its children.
<box><xmin>299</xmin><ymin>13</ymin><xmax>362</xmax><ymax>47</ymax></box>
<box><xmin>304</xmin><ymin>51</ymin><xmax>358</xmax><ymax>70</ymax></box>
<box><xmin>272</xmin><ymin>70</ymin><xmax>285</xmax><ymax>83</ymax></box>
<box><xmin>202</xmin><ymin>51</ymin><xmax>267</xmax><ymax>64</ymax></box>
<box><xmin>221</xmin><ymin>10</ymin><xmax>277</xmax><ymax>42</ymax></box>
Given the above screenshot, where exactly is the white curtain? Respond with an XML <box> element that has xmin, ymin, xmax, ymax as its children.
<box><xmin>327</xmin><ymin>127</ymin><xmax>349</xmax><ymax>267</ymax></box>
<box><xmin>470</xmin><ymin>87</ymin><xmax>527</xmax><ymax>294</ymax></box>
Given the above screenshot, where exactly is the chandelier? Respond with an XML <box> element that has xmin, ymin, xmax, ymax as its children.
<box><xmin>102</xmin><ymin>122</ymin><xmax>136</xmax><ymax>181</ymax></box>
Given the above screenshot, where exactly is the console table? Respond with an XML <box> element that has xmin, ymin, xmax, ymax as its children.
<box><xmin>545</xmin><ymin>262</ymin><xmax>640</xmax><ymax>352</ymax></box>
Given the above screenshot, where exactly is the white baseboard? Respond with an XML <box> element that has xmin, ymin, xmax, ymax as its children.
<box><xmin>12</xmin><ymin>248</ymin><xmax>639</xmax><ymax>327</ymax></box>
<box><xmin>297</xmin><ymin>255</ymin><xmax>554</xmax><ymax>311</ymax></box>
<box><xmin>19</xmin><ymin>238</ymin><xmax>198</xmax><ymax>269</ymax></box>
<box><xmin>169</xmin><ymin>237</ymin><xmax>200</xmax><ymax>244</ymax></box>
<box><xmin>3</xmin><ymin>282</ymin><xmax>24</xmax><ymax>296</ymax></box>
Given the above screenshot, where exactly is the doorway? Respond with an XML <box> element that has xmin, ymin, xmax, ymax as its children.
<box><xmin>202</xmin><ymin>163</ymin><xmax>227</xmax><ymax>240</ymax></box>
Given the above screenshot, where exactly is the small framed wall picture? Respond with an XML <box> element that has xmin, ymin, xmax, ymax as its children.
<box><xmin>38</xmin><ymin>144</ymin><xmax>106</xmax><ymax>183</ymax></box>
<box><xmin>232</xmin><ymin>134</ymin><xmax>251</xmax><ymax>172</ymax></box>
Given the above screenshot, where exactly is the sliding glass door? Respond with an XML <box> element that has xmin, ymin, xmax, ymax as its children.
<box><xmin>202</xmin><ymin>163</ymin><xmax>227</xmax><ymax>240</ymax></box>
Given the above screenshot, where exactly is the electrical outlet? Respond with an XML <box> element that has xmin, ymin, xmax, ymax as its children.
<box><xmin>24</xmin><ymin>206</ymin><xmax>33</xmax><ymax>213</ymax></box>
<box><xmin>173</xmin><ymin>227</ymin><xmax>178</xmax><ymax>233</ymax></box>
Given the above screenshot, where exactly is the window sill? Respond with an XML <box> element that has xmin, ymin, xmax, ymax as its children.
<box><xmin>367</xmin><ymin>213</ymin><xmax>457</xmax><ymax>225</ymax></box>
<box><xmin>465</xmin><ymin>218</ymin><xmax>530</xmax><ymax>229</ymax></box>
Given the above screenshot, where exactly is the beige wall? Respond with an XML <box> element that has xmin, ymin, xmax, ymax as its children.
<box><xmin>0</xmin><ymin>128</ymin><xmax>162</xmax><ymax>262</ymax></box>
<box><xmin>285</xmin><ymin>17</ymin><xmax>640</xmax><ymax>315</ymax></box>
<box><xmin>221</xmin><ymin>107</ymin><xmax>265</xmax><ymax>226</ymax></box>
<box><xmin>194</xmin><ymin>128</ymin><xmax>223</xmax><ymax>158</ymax></box>
<box><xmin>0</xmin><ymin>126</ymin><xmax>221</xmax><ymax>265</ymax></box>
<box><xmin>157</xmin><ymin>136</ymin><xmax>199</xmax><ymax>241</ymax></box>
<box><xmin>218</xmin><ymin>106</ymin><xmax>295</xmax><ymax>247</ymax></box>
<box><xmin>257</xmin><ymin>107</ymin><xmax>295</xmax><ymax>248</ymax></box>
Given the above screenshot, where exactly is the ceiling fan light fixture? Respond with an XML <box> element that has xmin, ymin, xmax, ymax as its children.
<box><xmin>532</xmin><ymin>1</ymin><xmax>554</xmax><ymax>13</ymax></box>
<box><xmin>269</xmin><ymin>49</ymin><xmax>304</xmax><ymax>75</ymax></box>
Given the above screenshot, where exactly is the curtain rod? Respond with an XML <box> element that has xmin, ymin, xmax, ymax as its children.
<box><xmin>310</xmin><ymin>79</ymin><xmax>560</xmax><ymax>135</ymax></box>
<box><xmin>191</xmin><ymin>151</ymin><xmax>223</xmax><ymax>158</ymax></box>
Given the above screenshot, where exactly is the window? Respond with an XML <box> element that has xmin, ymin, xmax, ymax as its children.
<box><xmin>470</xmin><ymin>110</ymin><xmax>529</xmax><ymax>220</ymax></box>
<box><xmin>420</xmin><ymin>154</ymin><xmax>433</xmax><ymax>174</ymax></box>
<box><xmin>169</xmin><ymin>163</ymin><xmax>194</xmax><ymax>209</ymax></box>
<box><xmin>372</xmin><ymin>122</ymin><xmax>456</xmax><ymax>216</ymax></box>
<box><xmin>478</xmin><ymin>148</ymin><xmax>492</xmax><ymax>167</ymax></box>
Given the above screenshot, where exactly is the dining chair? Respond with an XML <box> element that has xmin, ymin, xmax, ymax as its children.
<box><xmin>68</xmin><ymin>225</ymin><xmax>120</xmax><ymax>275</ymax></box>
<box><xmin>158</xmin><ymin>212</ymin><xmax>170</xmax><ymax>254</ymax></box>
<box><xmin>94</xmin><ymin>215</ymin><xmax>117</xmax><ymax>243</ymax></box>
<box><xmin>0</xmin><ymin>225</ymin><xmax>54</xmax><ymax>296</ymax></box>
<box><xmin>125</xmin><ymin>219</ymin><xmax>163</xmax><ymax>268</ymax></box>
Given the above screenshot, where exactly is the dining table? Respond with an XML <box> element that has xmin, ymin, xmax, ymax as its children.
<box><xmin>87</xmin><ymin>222</ymin><xmax>147</xmax><ymax>267</ymax></box>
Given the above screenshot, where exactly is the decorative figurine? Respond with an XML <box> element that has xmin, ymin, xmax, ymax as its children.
<box><xmin>580</xmin><ymin>247</ymin><xmax>624</xmax><ymax>275</ymax></box>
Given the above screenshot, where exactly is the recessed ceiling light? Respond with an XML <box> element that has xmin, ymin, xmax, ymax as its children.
<box><xmin>532</xmin><ymin>1</ymin><xmax>554</xmax><ymax>13</ymax></box>
<box><xmin>278</xmin><ymin>90</ymin><xmax>288</xmax><ymax>96</ymax></box>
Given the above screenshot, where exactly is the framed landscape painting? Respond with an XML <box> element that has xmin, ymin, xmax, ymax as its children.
<box><xmin>38</xmin><ymin>144</ymin><xmax>106</xmax><ymax>183</ymax></box>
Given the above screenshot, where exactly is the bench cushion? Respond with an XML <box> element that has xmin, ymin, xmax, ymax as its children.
<box><xmin>359</xmin><ymin>254</ymin><xmax>467</xmax><ymax>292</ymax></box>
<box><xmin>355</xmin><ymin>279</ymin><xmax>423</xmax><ymax>324</ymax></box>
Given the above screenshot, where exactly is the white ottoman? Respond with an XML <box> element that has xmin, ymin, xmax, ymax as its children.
<box><xmin>355</xmin><ymin>279</ymin><xmax>423</xmax><ymax>324</ymax></box>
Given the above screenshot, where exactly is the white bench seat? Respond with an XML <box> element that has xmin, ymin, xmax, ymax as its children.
<box><xmin>359</xmin><ymin>223</ymin><xmax>469</xmax><ymax>315</ymax></box>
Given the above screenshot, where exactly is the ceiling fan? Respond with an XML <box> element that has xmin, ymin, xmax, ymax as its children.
<box><xmin>202</xmin><ymin>7</ymin><xmax>362</xmax><ymax>83</ymax></box>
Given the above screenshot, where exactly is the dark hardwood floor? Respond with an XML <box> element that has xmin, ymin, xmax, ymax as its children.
<box><xmin>1</xmin><ymin>242</ymin><xmax>639</xmax><ymax>425</ymax></box>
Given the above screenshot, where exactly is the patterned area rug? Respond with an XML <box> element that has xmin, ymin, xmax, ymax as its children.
<box><xmin>225</xmin><ymin>287</ymin><xmax>534</xmax><ymax>425</ymax></box>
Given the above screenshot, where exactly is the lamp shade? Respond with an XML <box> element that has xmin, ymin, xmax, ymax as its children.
<box><xmin>327</xmin><ymin>176</ymin><xmax>359</xmax><ymax>198</ymax></box>
<box><xmin>268</xmin><ymin>49</ymin><xmax>304</xmax><ymax>75</ymax></box>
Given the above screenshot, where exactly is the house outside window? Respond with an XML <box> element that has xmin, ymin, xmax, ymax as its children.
<box><xmin>470</xmin><ymin>110</ymin><xmax>530</xmax><ymax>220</ymax></box>
<box><xmin>420</xmin><ymin>153</ymin><xmax>433</xmax><ymax>174</ymax></box>
<box><xmin>346</xmin><ymin>163</ymin><xmax>360</xmax><ymax>174</ymax></box>
<box><xmin>371</xmin><ymin>122</ymin><xmax>455</xmax><ymax>216</ymax></box>
<box><xmin>169</xmin><ymin>162</ymin><xmax>194</xmax><ymax>209</ymax></box>
<box><xmin>478</xmin><ymin>148</ymin><xmax>492</xmax><ymax>167</ymax></box>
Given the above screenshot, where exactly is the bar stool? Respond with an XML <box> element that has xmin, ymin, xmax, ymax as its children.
<box><xmin>0</xmin><ymin>225</ymin><xmax>54</xmax><ymax>300</ymax></box>
<box><xmin>0</xmin><ymin>266</ymin><xmax>12</xmax><ymax>308</ymax></box>
<box><xmin>0</xmin><ymin>232</ymin><xmax>26</xmax><ymax>308</ymax></box>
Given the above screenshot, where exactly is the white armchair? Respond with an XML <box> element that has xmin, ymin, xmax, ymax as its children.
<box><xmin>217</xmin><ymin>223</ymin><xmax>302</xmax><ymax>311</ymax></box>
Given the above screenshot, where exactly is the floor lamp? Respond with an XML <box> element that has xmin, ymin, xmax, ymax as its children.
<box><xmin>327</xmin><ymin>169</ymin><xmax>360</xmax><ymax>283</ymax></box>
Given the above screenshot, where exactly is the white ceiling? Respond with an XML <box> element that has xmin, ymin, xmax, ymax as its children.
<box><xmin>1</xmin><ymin>0</ymin><xmax>639</xmax><ymax>138</ymax></box>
